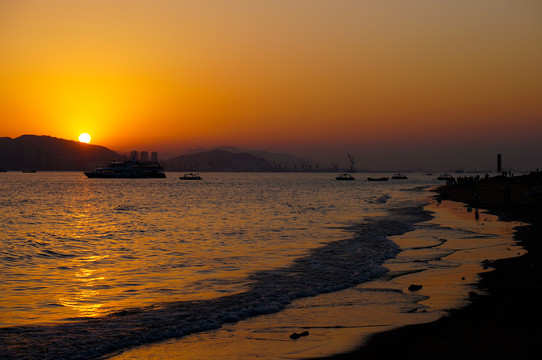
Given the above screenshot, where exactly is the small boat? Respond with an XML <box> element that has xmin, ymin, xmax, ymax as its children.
<box><xmin>179</xmin><ymin>173</ymin><xmax>202</xmax><ymax>180</ymax></box>
<box><xmin>367</xmin><ymin>177</ymin><xmax>389</xmax><ymax>181</ymax></box>
<box><xmin>437</xmin><ymin>174</ymin><xmax>454</xmax><ymax>181</ymax></box>
<box><xmin>22</xmin><ymin>169</ymin><xmax>36</xmax><ymax>173</ymax></box>
<box><xmin>391</xmin><ymin>173</ymin><xmax>408</xmax><ymax>179</ymax></box>
<box><xmin>84</xmin><ymin>160</ymin><xmax>166</xmax><ymax>178</ymax></box>
<box><xmin>335</xmin><ymin>173</ymin><xmax>355</xmax><ymax>181</ymax></box>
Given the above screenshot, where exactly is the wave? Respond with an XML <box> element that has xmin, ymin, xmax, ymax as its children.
<box><xmin>0</xmin><ymin>204</ymin><xmax>431</xmax><ymax>360</ymax></box>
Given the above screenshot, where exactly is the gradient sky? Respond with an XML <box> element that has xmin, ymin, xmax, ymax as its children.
<box><xmin>1</xmin><ymin>0</ymin><xmax>541</xmax><ymax>170</ymax></box>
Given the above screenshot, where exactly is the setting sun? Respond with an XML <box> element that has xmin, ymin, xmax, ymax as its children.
<box><xmin>78</xmin><ymin>133</ymin><xmax>91</xmax><ymax>143</ymax></box>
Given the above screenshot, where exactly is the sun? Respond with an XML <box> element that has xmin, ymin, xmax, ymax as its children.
<box><xmin>78</xmin><ymin>133</ymin><xmax>91</xmax><ymax>143</ymax></box>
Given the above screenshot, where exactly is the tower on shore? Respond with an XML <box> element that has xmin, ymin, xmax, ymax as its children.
<box><xmin>497</xmin><ymin>153</ymin><xmax>502</xmax><ymax>172</ymax></box>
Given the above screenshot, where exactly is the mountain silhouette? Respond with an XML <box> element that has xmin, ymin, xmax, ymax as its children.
<box><xmin>179</xmin><ymin>146</ymin><xmax>317</xmax><ymax>171</ymax></box>
<box><xmin>0</xmin><ymin>135</ymin><xmax>121</xmax><ymax>171</ymax></box>
<box><xmin>164</xmin><ymin>149</ymin><xmax>275</xmax><ymax>172</ymax></box>
<box><xmin>181</xmin><ymin>146</ymin><xmax>308</xmax><ymax>164</ymax></box>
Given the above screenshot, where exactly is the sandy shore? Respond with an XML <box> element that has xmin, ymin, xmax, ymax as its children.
<box><xmin>315</xmin><ymin>172</ymin><xmax>542</xmax><ymax>359</ymax></box>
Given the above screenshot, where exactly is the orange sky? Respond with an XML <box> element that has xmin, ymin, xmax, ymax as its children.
<box><xmin>1</xmin><ymin>0</ymin><xmax>541</xmax><ymax>169</ymax></box>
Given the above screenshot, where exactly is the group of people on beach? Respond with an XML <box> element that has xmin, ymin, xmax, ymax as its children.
<box><xmin>445</xmin><ymin>170</ymin><xmax>542</xmax><ymax>188</ymax></box>
<box><xmin>445</xmin><ymin>174</ymin><xmax>489</xmax><ymax>187</ymax></box>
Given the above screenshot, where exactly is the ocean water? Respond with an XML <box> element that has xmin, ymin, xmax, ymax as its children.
<box><xmin>0</xmin><ymin>172</ymin><xmax>517</xmax><ymax>359</ymax></box>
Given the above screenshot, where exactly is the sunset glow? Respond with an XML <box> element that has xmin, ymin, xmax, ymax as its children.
<box><xmin>1</xmin><ymin>0</ymin><xmax>541</xmax><ymax>169</ymax></box>
<box><xmin>2</xmin><ymin>2</ymin><xmax>542</xmax><ymax>358</ymax></box>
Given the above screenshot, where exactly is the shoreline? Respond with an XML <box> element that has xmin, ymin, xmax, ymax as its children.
<box><xmin>3</xmin><ymin>174</ymin><xmax>536</xmax><ymax>359</ymax></box>
<box><xmin>314</xmin><ymin>173</ymin><xmax>542</xmax><ymax>359</ymax></box>
<box><xmin>108</xmin><ymin>190</ymin><xmax>523</xmax><ymax>359</ymax></box>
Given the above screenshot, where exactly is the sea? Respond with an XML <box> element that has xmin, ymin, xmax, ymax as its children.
<box><xmin>0</xmin><ymin>172</ymin><xmax>524</xmax><ymax>359</ymax></box>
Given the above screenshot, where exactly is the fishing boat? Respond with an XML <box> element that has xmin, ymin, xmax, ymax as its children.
<box><xmin>367</xmin><ymin>177</ymin><xmax>389</xmax><ymax>181</ymax></box>
<box><xmin>179</xmin><ymin>173</ymin><xmax>202</xmax><ymax>180</ymax></box>
<box><xmin>335</xmin><ymin>173</ymin><xmax>355</xmax><ymax>181</ymax></box>
<box><xmin>84</xmin><ymin>160</ymin><xmax>166</xmax><ymax>178</ymax></box>
<box><xmin>437</xmin><ymin>174</ymin><xmax>454</xmax><ymax>181</ymax></box>
<box><xmin>391</xmin><ymin>173</ymin><xmax>408</xmax><ymax>179</ymax></box>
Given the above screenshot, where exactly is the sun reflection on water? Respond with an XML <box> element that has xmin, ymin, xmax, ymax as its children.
<box><xmin>58</xmin><ymin>255</ymin><xmax>109</xmax><ymax>319</ymax></box>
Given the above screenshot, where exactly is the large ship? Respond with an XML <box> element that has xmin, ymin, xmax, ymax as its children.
<box><xmin>84</xmin><ymin>160</ymin><xmax>166</xmax><ymax>178</ymax></box>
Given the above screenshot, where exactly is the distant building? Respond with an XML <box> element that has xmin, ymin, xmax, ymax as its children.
<box><xmin>497</xmin><ymin>153</ymin><xmax>502</xmax><ymax>172</ymax></box>
<box><xmin>128</xmin><ymin>150</ymin><xmax>159</xmax><ymax>162</ymax></box>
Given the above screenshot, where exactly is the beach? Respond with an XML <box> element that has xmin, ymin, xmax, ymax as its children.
<box><xmin>317</xmin><ymin>173</ymin><xmax>542</xmax><ymax>359</ymax></box>
<box><xmin>108</xmin><ymin>176</ymin><xmax>531</xmax><ymax>359</ymax></box>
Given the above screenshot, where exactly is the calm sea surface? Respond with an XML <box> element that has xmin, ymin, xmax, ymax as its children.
<box><xmin>1</xmin><ymin>172</ymin><xmax>441</xmax><ymax>358</ymax></box>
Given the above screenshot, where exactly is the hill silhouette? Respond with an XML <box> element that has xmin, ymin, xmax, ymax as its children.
<box><xmin>0</xmin><ymin>135</ymin><xmax>121</xmax><ymax>171</ymax></box>
<box><xmin>164</xmin><ymin>149</ymin><xmax>275</xmax><ymax>172</ymax></box>
<box><xmin>212</xmin><ymin>146</ymin><xmax>307</xmax><ymax>164</ymax></box>
<box><xmin>180</xmin><ymin>146</ymin><xmax>317</xmax><ymax>171</ymax></box>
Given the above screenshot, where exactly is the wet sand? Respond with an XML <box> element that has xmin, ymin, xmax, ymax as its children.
<box><xmin>109</xmin><ymin>179</ymin><xmax>529</xmax><ymax>359</ymax></box>
<box><xmin>316</xmin><ymin>173</ymin><xmax>542</xmax><ymax>359</ymax></box>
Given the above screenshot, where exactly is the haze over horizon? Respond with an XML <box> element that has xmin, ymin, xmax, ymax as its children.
<box><xmin>1</xmin><ymin>0</ymin><xmax>541</xmax><ymax>171</ymax></box>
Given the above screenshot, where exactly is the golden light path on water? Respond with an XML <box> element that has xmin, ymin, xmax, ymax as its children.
<box><xmin>58</xmin><ymin>255</ymin><xmax>108</xmax><ymax>319</ymax></box>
